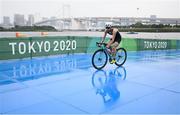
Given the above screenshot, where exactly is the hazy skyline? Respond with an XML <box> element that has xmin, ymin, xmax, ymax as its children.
<box><xmin>0</xmin><ymin>0</ymin><xmax>180</xmax><ymax>23</ymax></box>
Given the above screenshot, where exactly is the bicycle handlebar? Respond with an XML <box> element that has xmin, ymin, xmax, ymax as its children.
<box><xmin>96</xmin><ymin>42</ymin><xmax>107</xmax><ymax>47</ymax></box>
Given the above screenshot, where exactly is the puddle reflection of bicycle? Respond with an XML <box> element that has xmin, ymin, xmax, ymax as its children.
<box><xmin>91</xmin><ymin>66</ymin><xmax>126</xmax><ymax>105</ymax></box>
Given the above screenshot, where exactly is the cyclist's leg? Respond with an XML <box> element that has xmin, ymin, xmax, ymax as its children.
<box><xmin>111</xmin><ymin>42</ymin><xmax>119</xmax><ymax>57</ymax></box>
<box><xmin>109</xmin><ymin>42</ymin><xmax>119</xmax><ymax>64</ymax></box>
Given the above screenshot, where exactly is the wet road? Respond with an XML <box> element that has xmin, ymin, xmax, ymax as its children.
<box><xmin>0</xmin><ymin>50</ymin><xmax>180</xmax><ymax>114</ymax></box>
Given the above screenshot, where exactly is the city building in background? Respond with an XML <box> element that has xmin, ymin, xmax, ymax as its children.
<box><xmin>27</xmin><ymin>14</ymin><xmax>35</xmax><ymax>26</ymax></box>
<box><xmin>3</xmin><ymin>16</ymin><xmax>10</xmax><ymax>25</ymax></box>
<box><xmin>0</xmin><ymin>16</ymin><xmax>13</xmax><ymax>29</ymax></box>
<box><xmin>14</xmin><ymin>14</ymin><xmax>25</xmax><ymax>26</ymax></box>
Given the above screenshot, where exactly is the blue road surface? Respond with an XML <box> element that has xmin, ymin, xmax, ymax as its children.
<box><xmin>0</xmin><ymin>50</ymin><xmax>180</xmax><ymax>114</ymax></box>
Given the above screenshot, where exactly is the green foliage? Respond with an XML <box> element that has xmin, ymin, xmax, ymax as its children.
<box><xmin>130</xmin><ymin>22</ymin><xmax>177</xmax><ymax>28</ymax></box>
<box><xmin>118</xmin><ymin>22</ymin><xmax>180</xmax><ymax>32</ymax></box>
<box><xmin>0</xmin><ymin>27</ymin><xmax>4</xmax><ymax>31</ymax></box>
<box><xmin>119</xmin><ymin>28</ymin><xmax>180</xmax><ymax>32</ymax></box>
<box><xmin>0</xmin><ymin>25</ymin><xmax>57</xmax><ymax>31</ymax></box>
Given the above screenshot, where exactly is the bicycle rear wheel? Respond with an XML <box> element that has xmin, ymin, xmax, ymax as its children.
<box><xmin>92</xmin><ymin>49</ymin><xmax>108</xmax><ymax>70</ymax></box>
<box><xmin>115</xmin><ymin>48</ymin><xmax>127</xmax><ymax>66</ymax></box>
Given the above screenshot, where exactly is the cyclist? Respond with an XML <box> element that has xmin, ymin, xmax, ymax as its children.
<box><xmin>100</xmin><ymin>24</ymin><xmax>122</xmax><ymax>64</ymax></box>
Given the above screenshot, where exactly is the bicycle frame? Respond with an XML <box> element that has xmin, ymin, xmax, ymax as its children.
<box><xmin>96</xmin><ymin>42</ymin><xmax>112</xmax><ymax>59</ymax></box>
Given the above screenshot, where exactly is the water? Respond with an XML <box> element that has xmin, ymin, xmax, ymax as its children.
<box><xmin>1</xmin><ymin>31</ymin><xmax>180</xmax><ymax>39</ymax></box>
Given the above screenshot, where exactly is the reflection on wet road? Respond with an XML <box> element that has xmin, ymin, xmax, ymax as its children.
<box><xmin>92</xmin><ymin>66</ymin><xmax>126</xmax><ymax>106</ymax></box>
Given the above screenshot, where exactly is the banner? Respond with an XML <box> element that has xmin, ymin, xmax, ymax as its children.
<box><xmin>0</xmin><ymin>36</ymin><xmax>179</xmax><ymax>60</ymax></box>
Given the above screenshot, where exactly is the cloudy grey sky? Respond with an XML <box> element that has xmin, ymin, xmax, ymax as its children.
<box><xmin>0</xmin><ymin>0</ymin><xmax>180</xmax><ymax>22</ymax></box>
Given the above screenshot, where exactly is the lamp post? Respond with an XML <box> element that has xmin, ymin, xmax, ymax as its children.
<box><xmin>136</xmin><ymin>7</ymin><xmax>139</xmax><ymax>23</ymax></box>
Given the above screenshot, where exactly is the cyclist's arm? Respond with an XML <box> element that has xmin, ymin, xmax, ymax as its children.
<box><xmin>101</xmin><ymin>29</ymin><xmax>108</xmax><ymax>43</ymax></box>
<box><xmin>106</xmin><ymin>29</ymin><xmax>117</xmax><ymax>48</ymax></box>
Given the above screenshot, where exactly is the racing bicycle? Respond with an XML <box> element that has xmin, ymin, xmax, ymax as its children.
<box><xmin>92</xmin><ymin>42</ymin><xmax>127</xmax><ymax>70</ymax></box>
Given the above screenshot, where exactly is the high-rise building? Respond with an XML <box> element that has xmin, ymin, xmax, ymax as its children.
<box><xmin>27</xmin><ymin>14</ymin><xmax>34</xmax><ymax>26</ymax></box>
<box><xmin>3</xmin><ymin>16</ymin><xmax>11</xmax><ymax>25</ymax></box>
<box><xmin>14</xmin><ymin>14</ymin><xmax>25</xmax><ymax>26</ymax></box>
<box><xmin>1</xmin><ymin>16</ymin><xmax>13</xmax><ymax>28</ymax></box>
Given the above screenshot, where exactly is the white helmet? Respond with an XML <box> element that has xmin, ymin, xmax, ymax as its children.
<box><xmin>105</xmin><ymin>24</ymin><xmax>112</xmax><ymax>29</ymax></box>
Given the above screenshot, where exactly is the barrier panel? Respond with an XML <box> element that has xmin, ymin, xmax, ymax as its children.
<box><xmin>177</xmin><ymin>40</ymin><xmax>180</xmax><ymax>49</ymax></box>
<box><xmin>0</xmin><ymin>38</ymin><xmax>31</xmax><ymax>60</ymax></box>
<box><xmin>121</xmin><ymin>38</ymin><xmax>138</xmax><ymax>51</ymax></box>
<box><xmin>0</xmin><ymin>36</ymin><xmax>179</xmax><ymax>60</ymax></box>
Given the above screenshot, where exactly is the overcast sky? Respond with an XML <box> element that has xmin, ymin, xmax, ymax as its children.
<box><xmin>0</xmin><ymin>0</ymin><xmax>180</xmax><ymax>22</ymax></box>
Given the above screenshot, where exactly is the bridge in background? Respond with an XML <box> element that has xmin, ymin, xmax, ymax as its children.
<box><xmin>34</xmin><ymin>17</ymin><xmax>180</xmax><ymax>31</ymax></box>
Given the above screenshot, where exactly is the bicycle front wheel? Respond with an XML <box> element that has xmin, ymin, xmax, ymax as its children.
<box><xmin>92</xmin><ymin>49</ymin><xmax>108</xmax><ymax>70</ymax></box>
<box><xmin>115</xmin><ymin>48</ymin><xmax>127</xmax><ymax>66</ymax></box>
